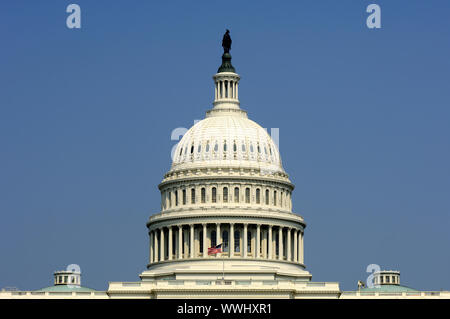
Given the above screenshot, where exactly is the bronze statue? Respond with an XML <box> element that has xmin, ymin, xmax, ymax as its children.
<box><xmin>222</xmin><ymin>29</ymin><xmax>232</xmax><ymax>53</ymax></box>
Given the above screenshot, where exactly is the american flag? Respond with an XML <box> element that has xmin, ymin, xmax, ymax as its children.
<box><xmin>208</xmin><ymin>243</ymin><xmax>223</xmax><ymax>255</ymax></box>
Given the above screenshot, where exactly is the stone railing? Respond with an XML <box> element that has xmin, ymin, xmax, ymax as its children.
<box><xmin>108</xmin><ymin>280</ymin><xmax>339</xmax><ymax>291</ymax></box>
<box><xmin>340</xmin><ymin>291</ymin><xmax>450</xmax><ymax>299</ymax></box>
<box><xmin>0</xmin><ymin>291</ymin><xmax>108</xmax><ymax>299</ymax></box>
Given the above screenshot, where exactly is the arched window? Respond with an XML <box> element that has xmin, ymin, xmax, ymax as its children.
<box><xmin>214</xmin><ymin>143</ymin><xmax>218</xmax><ymax>152</ymax></box>
<box><xmin>206</xmin><ymin>143</ymin><xmax>210</xmax><ymax>152</ymax></box>
<box><xmin>247</xmin><ymin>231</ymin><xmax>252</xmax><ymax>252</ymax></box>
<box><xmin>234</xmin><ymin>187</ymin><xmax>239</xmax><ymax>203</ymax></box>
<box><xmin>201</xmin><ymin>187</ymin><xmax>206</xmax><ymax>203</ymax></box>
<box><xmin>250</xmin><ymin>143</ymin><xmax>254</xmax><ymax>153</ymax></box>
<box><xmin>175</xmin><ymin>191</ymin><xmax>178</xmax><ymax>206</ymax></box>
<box><xmin>190</xmin><ymin>144</ymin><xmax>194</xmax><ymax>154</ymax></box>
<box><xmin>224</xmin><ymin>80</ymin><xmax>228</xmax><ymax>97</ymax></box>
<box><xmin>168</xmin><ymin>192</ymin><xmax>172</xmax><ymax>208</ymax></box>
<box><xmin>280</xmin><ymin>191</ymin><xmax>283</xmax><ymax>207</ymax></box>
<box><xmin>234</xmin><ymin>231</ymin><xmax>240</xmax><ymax>252</ymax></box>
<box><xmin>242</xmin><ymin>143</ymin><xmax>246</xmax><ymax>152</ymax></box>
<box><xmin>245</xmin><ymin>188</ymin><xmax>250</xmax><ymax>203</ymax></box>
<box><xmin>223</xmin><ymin>187</ymin><xmax>228</xmax><ymax>203</ymax></box>
<box><xmin>197</xmin><ymin>144</ymin><xmax>201</xmax><ymax>153</ymax></box>
<box><xmin>223</xmin><ymin>141</ymin><xmax>227</xmax><ymax>152</ymax></box>
<box><xmin>265</xmin><ymin>189</ymin><xmax>269</xmax><ymax>205</ymax></box>
<box><xmin>191</xmin><ymin>188</ymin><xmax>195</xmax><ymax>204</ymax></box>
<box><xmin>223</xmin><ymin>230</ymin><xmax>229</xmax><ymax>252</ymax></box>
<box><xmin>256</xmin><ymin>188</ymin><xmax>261</xmax><ymax>204</ymax></box>
<box><xmin>212</xmin><ymin>187</ymin><xmax>217</xmax><ymax>203</ymax></box>
<box><xmin>182</xmin><ymin>189</ymin><xmax>186</xmax><ymax>205</ymax></box>
<box><xmin>199</xmin><ymin>230</ymin><xmax>203</xmax><ymax>253</ymax></box>
<box><xmin>233</xmin><ymin>142</ymin><xmax>237</xmax><ymax>152</ymax></box>
<box><xmin>274</xmin><ymin>191</ymin><xmax>277</xmax><ymax>206</ymax></box>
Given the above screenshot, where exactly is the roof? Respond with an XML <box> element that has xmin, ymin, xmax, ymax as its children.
<box><xmin>36</xmin><ymin>285</ymin><xmax>96</xmax><ymax>292</ymax></box>
<box><xmin>360</xmin><ymin>285</ymin><xmax>418</xmax><ymax>292</ymax></box>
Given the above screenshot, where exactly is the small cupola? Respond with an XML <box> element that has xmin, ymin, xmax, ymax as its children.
<box><xmin>373</xmin><ymin>270</ymin><xmax>401</xmax><ymax>286</ymax></box>
<box><xmin>53</xmin><ymin>270</ymin><xmax>81</xmax><ymax>286</ymax></box>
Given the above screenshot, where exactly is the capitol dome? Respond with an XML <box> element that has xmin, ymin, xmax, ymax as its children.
<box><xmin>141</xmin><ymin>34</ymin><xmax>310</xmax><ymax>285</ymax></box>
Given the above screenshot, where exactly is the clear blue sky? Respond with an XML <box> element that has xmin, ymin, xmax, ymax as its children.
<box><xmin>1</xmin><ymin>0</ymin><xmax>449</xmax><ymax>292</ymax></box>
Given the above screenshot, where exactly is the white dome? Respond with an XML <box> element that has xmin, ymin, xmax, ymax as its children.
<box><xmin>171</xmin><ymin>114</ymin><xmax>284</xmax><ymax>174</ymax></box>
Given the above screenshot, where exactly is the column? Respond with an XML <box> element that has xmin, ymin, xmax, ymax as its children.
<box><xmin>216</xmin><ymin>223</ymin><xmax>221</xmax><ymax>247</ymax></box>
<box><xmin>203</xmin><ymin>223</ymin><xmax>207</xmax><ymax>257</ymax></box>
<box><xmin>160</xmin><ymin>228</ymin><xmax>165</xmax><ymax>262</ymax></box>
<box><xmin>230</xmin><ymin>223</ymin><xmax>234</xmax><ymax>257</ymax></box>
<box><xmin>268</xmin><ymin>225</ymin><xmax>273</xmax><ymax>259</ymax></box>
<box><xmin>243</xmin><ymin>224</ymin><xmax>248</xmax><ymax>258</ymax></box>
<box><xmin>293</xmin><ymin>229</ymin><xmax>298</xmax><ymax>262</ymax></box>
<box><xmin>256</xmin><ymin>224</ymin><xmax>261</xmax><ymax>259</ymax></box>
<box><xmin>287</xmin><ymin>228</ymin><xmax>291</xmax><ymax>261</ymax></box>
<box><xmin>178</xmin><ymin>225</ymin><xmax>183</xmax><ymax>259</ymax></box>
<box><xmin>184</xmin><ymin>227</ymin><xmax>189</xmax><ymax>258</ymax></box>
<box><xmin>262</xmin><ymin>229</ymin><xmax>267</xmax><ymax>258</ymax></box>
<box><xmin>154</xmin><ymin>229</ymin><xmax>159</xmax><ymax>262</ymax></box>
<box><xmin>190</xmin><ymin>224</ymin><xmax>194</xmax><ymax>258</ymax></box>
<box><xmin>300</xmin><ymin>232</ymin><xmax>304</xmax><ymax>264</ymax></box>
<box><xmin>168</xmin><ymin>227</ymin><xmax>173</xmax><ymax>260</ymax></box>
<box><xmin>278</xmin><ymin>227</ymin><xmax>283</xmax><ymax>260</ymax></box>
<box><xmin>236</xmin><ymin>81</ymin><xmax>238</xmax><ymax>99</ymax></box>
<box><xmin>149</xmin><ymin>231</ymin><xmax>154</xmax><ymax>263</ymax></box>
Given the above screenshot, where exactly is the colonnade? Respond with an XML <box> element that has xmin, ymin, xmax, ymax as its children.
<box><xmin>149</xmin><ymin>222</ymin><xmax>304</xmax><ymax>265</ymax></box>
<box><xmin>215</xmin><ymin>79</ymin><xmax>238</xmax><ymax>100</ymax></box>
